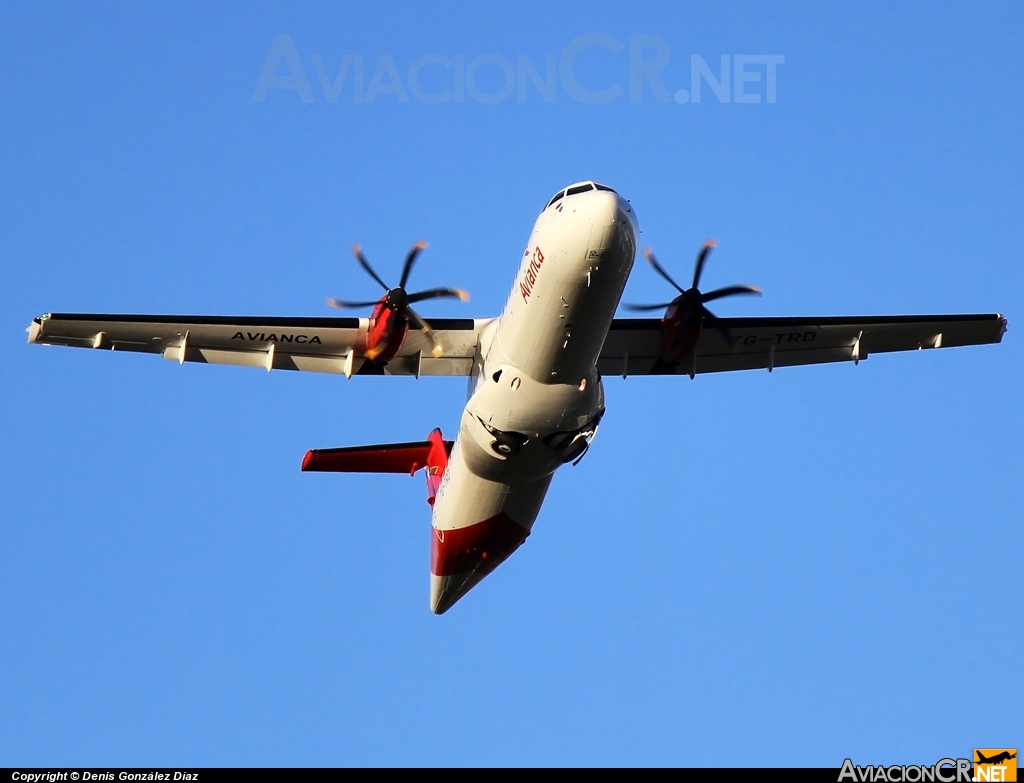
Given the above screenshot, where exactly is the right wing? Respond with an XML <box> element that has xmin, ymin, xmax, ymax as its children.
<box><xmin>27</xmin><ymin>313</ymin><xmax>491</xmax><ymax>377</ymax></box>
<box><xmin>598</xmin><ymin>314</ymin><xmax>1007</xmax><ymax>376</ymax></box>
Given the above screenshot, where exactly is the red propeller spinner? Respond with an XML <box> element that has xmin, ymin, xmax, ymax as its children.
<box><xmin>625</xmin><ymin>239</ymin><xmax>761</xmax><ymax>368</ymax></box>
<box><xmin>327</xmin><ymin>240</ymin><xmax>469</xmax><ymax>363</ymax></box>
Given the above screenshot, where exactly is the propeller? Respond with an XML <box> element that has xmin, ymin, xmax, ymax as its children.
<box><xmin>327</xmin><ymin>240</ymin><xmax>469</xmax><ymax>356</ymax></box>
<box><xmin>624</xmin><ymin>239</ymin><xmax>761</xmax><ymax>342</ymax></box>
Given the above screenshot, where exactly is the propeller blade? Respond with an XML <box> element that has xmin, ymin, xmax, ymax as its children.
<box><xmin>701</xmin><ymin>284</ymin><xmax>762</xmax><ymax>303</ymax></box>
<box><xmin>623</xmin><ymin>302</ymin><xmax>675</xmax><ymax>312</ymax></box>
<box><xmin>692</xmin><ymin>239</ymin><xmax>717</xmax><ymax>290</ymax></box>
<box><xmin>405</xmin><ymin>306</ymin><xmax>433</xmax><ymax>337</ymax></box>
<box><xmin>398</xmin><ymin>240</ymin><xmax>428</xmax><ymax>290</ymax></box>
<box><xmin>326</xmin><ymin>298</ymin><xmax>383</xmax><ymax>309</ymax></box>
<box><xmin>406</xmin><ymin>305</ymin><xmax>444</xmax><ymax>357</ymax></box>
<box><xmin>643</xmin><ymin>247</ymin><xmax>686</xmax><ymax>294</ymax></box>
<box><xmin>351</xmin><ymin>244</ymin><xmax>391</xmax><ymax>292</ymax></box>
<box><xmin>702</xmin><ymin>306</ymin><xmax>735</xmax><ymax>347</ymax></box>
<box><xmin>407</xmin><ymin>287</ymin><xmax>470</xmax><ymax>304</ymax></box>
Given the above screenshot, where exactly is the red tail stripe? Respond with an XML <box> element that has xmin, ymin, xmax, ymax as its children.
<box><xmin>431</xmin><ymin>512</ymin><xmax>529</xmax><ymax>577</ymax></box>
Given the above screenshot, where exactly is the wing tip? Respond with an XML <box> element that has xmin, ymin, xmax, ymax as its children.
<box><xmin>26</xmin><ymin>318</ymin><xmax>42</xmax><ymax>344</ymax></box>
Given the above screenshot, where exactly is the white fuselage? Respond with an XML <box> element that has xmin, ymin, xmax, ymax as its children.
<box><xmin>429</xmin><ymin>184</ymin><xmax>639</xmax><ymax>613</ymax></box>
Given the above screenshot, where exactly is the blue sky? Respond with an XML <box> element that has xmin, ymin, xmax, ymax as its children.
<box><xmin>1</xmin><ymin>1</ymin><xmax>1021</xmax><ymax>767</ymax></box>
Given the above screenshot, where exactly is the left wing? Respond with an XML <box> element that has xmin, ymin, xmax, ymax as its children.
<box><xmin>598</xmin><ymin>314</ymin><xmax>1007</xmax><ymax>377</ymax></box>
<box><xmin>27</xmin><ymin>313</ymin><xmax>489</xmax><ymax>377</ymax></box>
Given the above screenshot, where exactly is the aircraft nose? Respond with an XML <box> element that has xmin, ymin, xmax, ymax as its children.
<box><xmin>612</xmin><ymin>194</ymin><xmax>639</xmax><ymax>237</ymax></box>
<box><xmin>577</xmin><ymin>189</ymin><xmax>620</xmax><ymax>226</ymax></box>
<box><xmin>572</xmin><ymin>190</ymin><xmax>639</xmax><ymax>247</ymax></box>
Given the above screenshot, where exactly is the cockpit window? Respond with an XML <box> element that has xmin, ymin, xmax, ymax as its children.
<box><xmin>566</xmin><ymin>183</ymin><xmax>594</xmax><ymax>196</ymax></box>
<box><xmin>546</xmin><ymin>190</ymin><xmax>565</xmax><ymax>208</ymax></box>
<box><xmin>594</xmin><ymin>183</ymin><xmax>616</xmax><ymax>193</ymax></box>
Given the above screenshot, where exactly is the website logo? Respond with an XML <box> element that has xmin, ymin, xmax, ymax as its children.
<box><xmin>974</xmin><ymin>749</ymin><xmax>1017</xmax><ymax>782</ymax></box>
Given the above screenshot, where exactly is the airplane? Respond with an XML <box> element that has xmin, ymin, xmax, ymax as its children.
<box><xmin>26</xmin><ymin>181</ymin><xmax>1007</xmax><ymax>614</ymax></box>
<box><xmin>976</xmin><ymin>751</ymin><xmax>1017</xmax><ymax>765</ymax></box>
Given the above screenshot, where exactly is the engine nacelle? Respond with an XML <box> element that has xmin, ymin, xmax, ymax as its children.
<box><xmin>659</xmin><ymin>296</ymin><xmax>704</xmax><ymax>363</ymax></box>
<box><xmin>364</xmin><ymin>298</ymin><xmax>410</xmax><ymax>362</ymax></box>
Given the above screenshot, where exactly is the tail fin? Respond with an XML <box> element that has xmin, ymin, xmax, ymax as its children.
<box><xmin>302</xmin><ymin>429</ymin><xmax>452</xmax><ymax>505</ymax></box>
<box><xmin>423</xmin><ymin>429</ymin><xmax>450</xmax><ymax>506</ymax></box>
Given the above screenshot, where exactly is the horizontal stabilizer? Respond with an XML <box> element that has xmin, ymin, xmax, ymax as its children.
<box><xmin>302</xmin><ymin>439</ymin><xmax>453</xmax><ymax>474</ymax></box>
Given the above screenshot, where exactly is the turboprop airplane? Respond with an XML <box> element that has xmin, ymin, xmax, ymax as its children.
<box><xmin>26</xmin><ymin>181</ymin><xmax>1007</xmax><ymax>613</ymax></box>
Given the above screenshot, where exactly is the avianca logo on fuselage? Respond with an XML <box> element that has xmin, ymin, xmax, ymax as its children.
<box><xmin>519</xmin><ymin>246</ymin><xmax>546</xmax><ymax>303</ymax></box>
<box><xmin>232</xmin><ymin>331</ymin><xmax>322</xmax><ymax>344</ymax></box>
